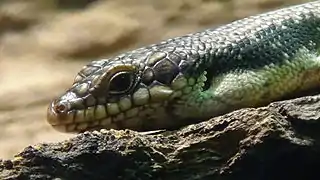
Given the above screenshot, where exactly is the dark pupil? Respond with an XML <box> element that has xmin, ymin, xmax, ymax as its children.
<box><xmin>109</xmin><ymin>72</ymin><xmax>133</xmax><ymax>93</ymax></box>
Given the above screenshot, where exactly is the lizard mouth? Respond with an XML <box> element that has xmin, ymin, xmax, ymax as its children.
<box><xmin>46</xmin><ymin>85</ymin><xmax>175</xmax><ymax>133</ymax></box>
<box><xmin>47</xmin><ymin>98</ymin><xmax>141</xmax><ymax>133</ymax></box>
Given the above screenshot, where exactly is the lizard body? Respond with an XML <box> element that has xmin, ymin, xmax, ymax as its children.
<box><xmin>47</xmin><ymin>1</ymin><xmax>320</xmax><ymax>133</ymax></box>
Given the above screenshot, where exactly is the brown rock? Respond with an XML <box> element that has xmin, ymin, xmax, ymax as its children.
<box><xmin>34</xmin><ymin>7</ymin><xmax>141</xmax><ymax>59</ymax></box>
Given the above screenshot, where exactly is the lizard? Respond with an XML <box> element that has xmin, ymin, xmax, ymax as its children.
<box><xmin>47</xmin><ymin>1</ymin><xmax>320</xmax><ymax>133</ymax></box>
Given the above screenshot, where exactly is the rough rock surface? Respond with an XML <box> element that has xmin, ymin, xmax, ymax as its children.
<box><xmin>1</xmin><ymin>94</ymin><xmax>320</xmax><ymax>180</ymax></box>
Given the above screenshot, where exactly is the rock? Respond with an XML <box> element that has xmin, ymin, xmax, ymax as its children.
<box><xmin>0</xmin><ymin>1</ymin><xmax>57</xmax><ymax>34</ymax></box>
<box><xmin>54</xmin><ymin>0</ymin><xmax>98</xmax><ymax>9</ymax></box>
<box><xmin>1</xmin><ymin>94</ymin><xmax>320</xmax><ymax>180</ymax></box>
<box><xmin>34</xmin><ymin>7</ymin><xmax>141</xmax><ymax>59</ymax></box>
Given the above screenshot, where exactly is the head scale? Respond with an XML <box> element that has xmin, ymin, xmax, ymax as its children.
<box><xmin>46</xmin><ymin>50</ymin><xmax>196</xmax><ymax>133</ymax></box>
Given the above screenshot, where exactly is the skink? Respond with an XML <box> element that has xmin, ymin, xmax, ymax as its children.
<box><xmin>47</xmin><ymin>1</ymin><xmax>320</xmax><ymax>133</ymax></box>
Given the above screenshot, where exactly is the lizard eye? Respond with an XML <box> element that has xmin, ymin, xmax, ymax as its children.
<box><xmin>109</xmin><ymin>71</ymin><xmax>135</xmax><ymax>95</ymax></box>
<box><xmin>89</xmin><ymin>65</ymin><xmax>137</xmax><ymax>96</ymax></box>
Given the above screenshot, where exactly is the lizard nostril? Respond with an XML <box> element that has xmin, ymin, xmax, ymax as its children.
<box><xmin>47</xmin><ymin>100</ymin><xmax>74</xmax><ymax>131</ymax></box>
<box><xmin>53</xmin><ymin>102</ymin><xmax>68</xmax><ymax>114</ymax></box>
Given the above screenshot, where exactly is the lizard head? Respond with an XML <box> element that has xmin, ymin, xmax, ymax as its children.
<box><xmin>47</xmin><ymin>50</ymin><xmax>199</xmax><ymax>133</ymax></box>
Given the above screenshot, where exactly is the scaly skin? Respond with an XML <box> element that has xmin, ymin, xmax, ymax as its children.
<box><xmin>47</xmin><ymin>1</ymin><xmax>320</xmax><ymax>133</ymax></box>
